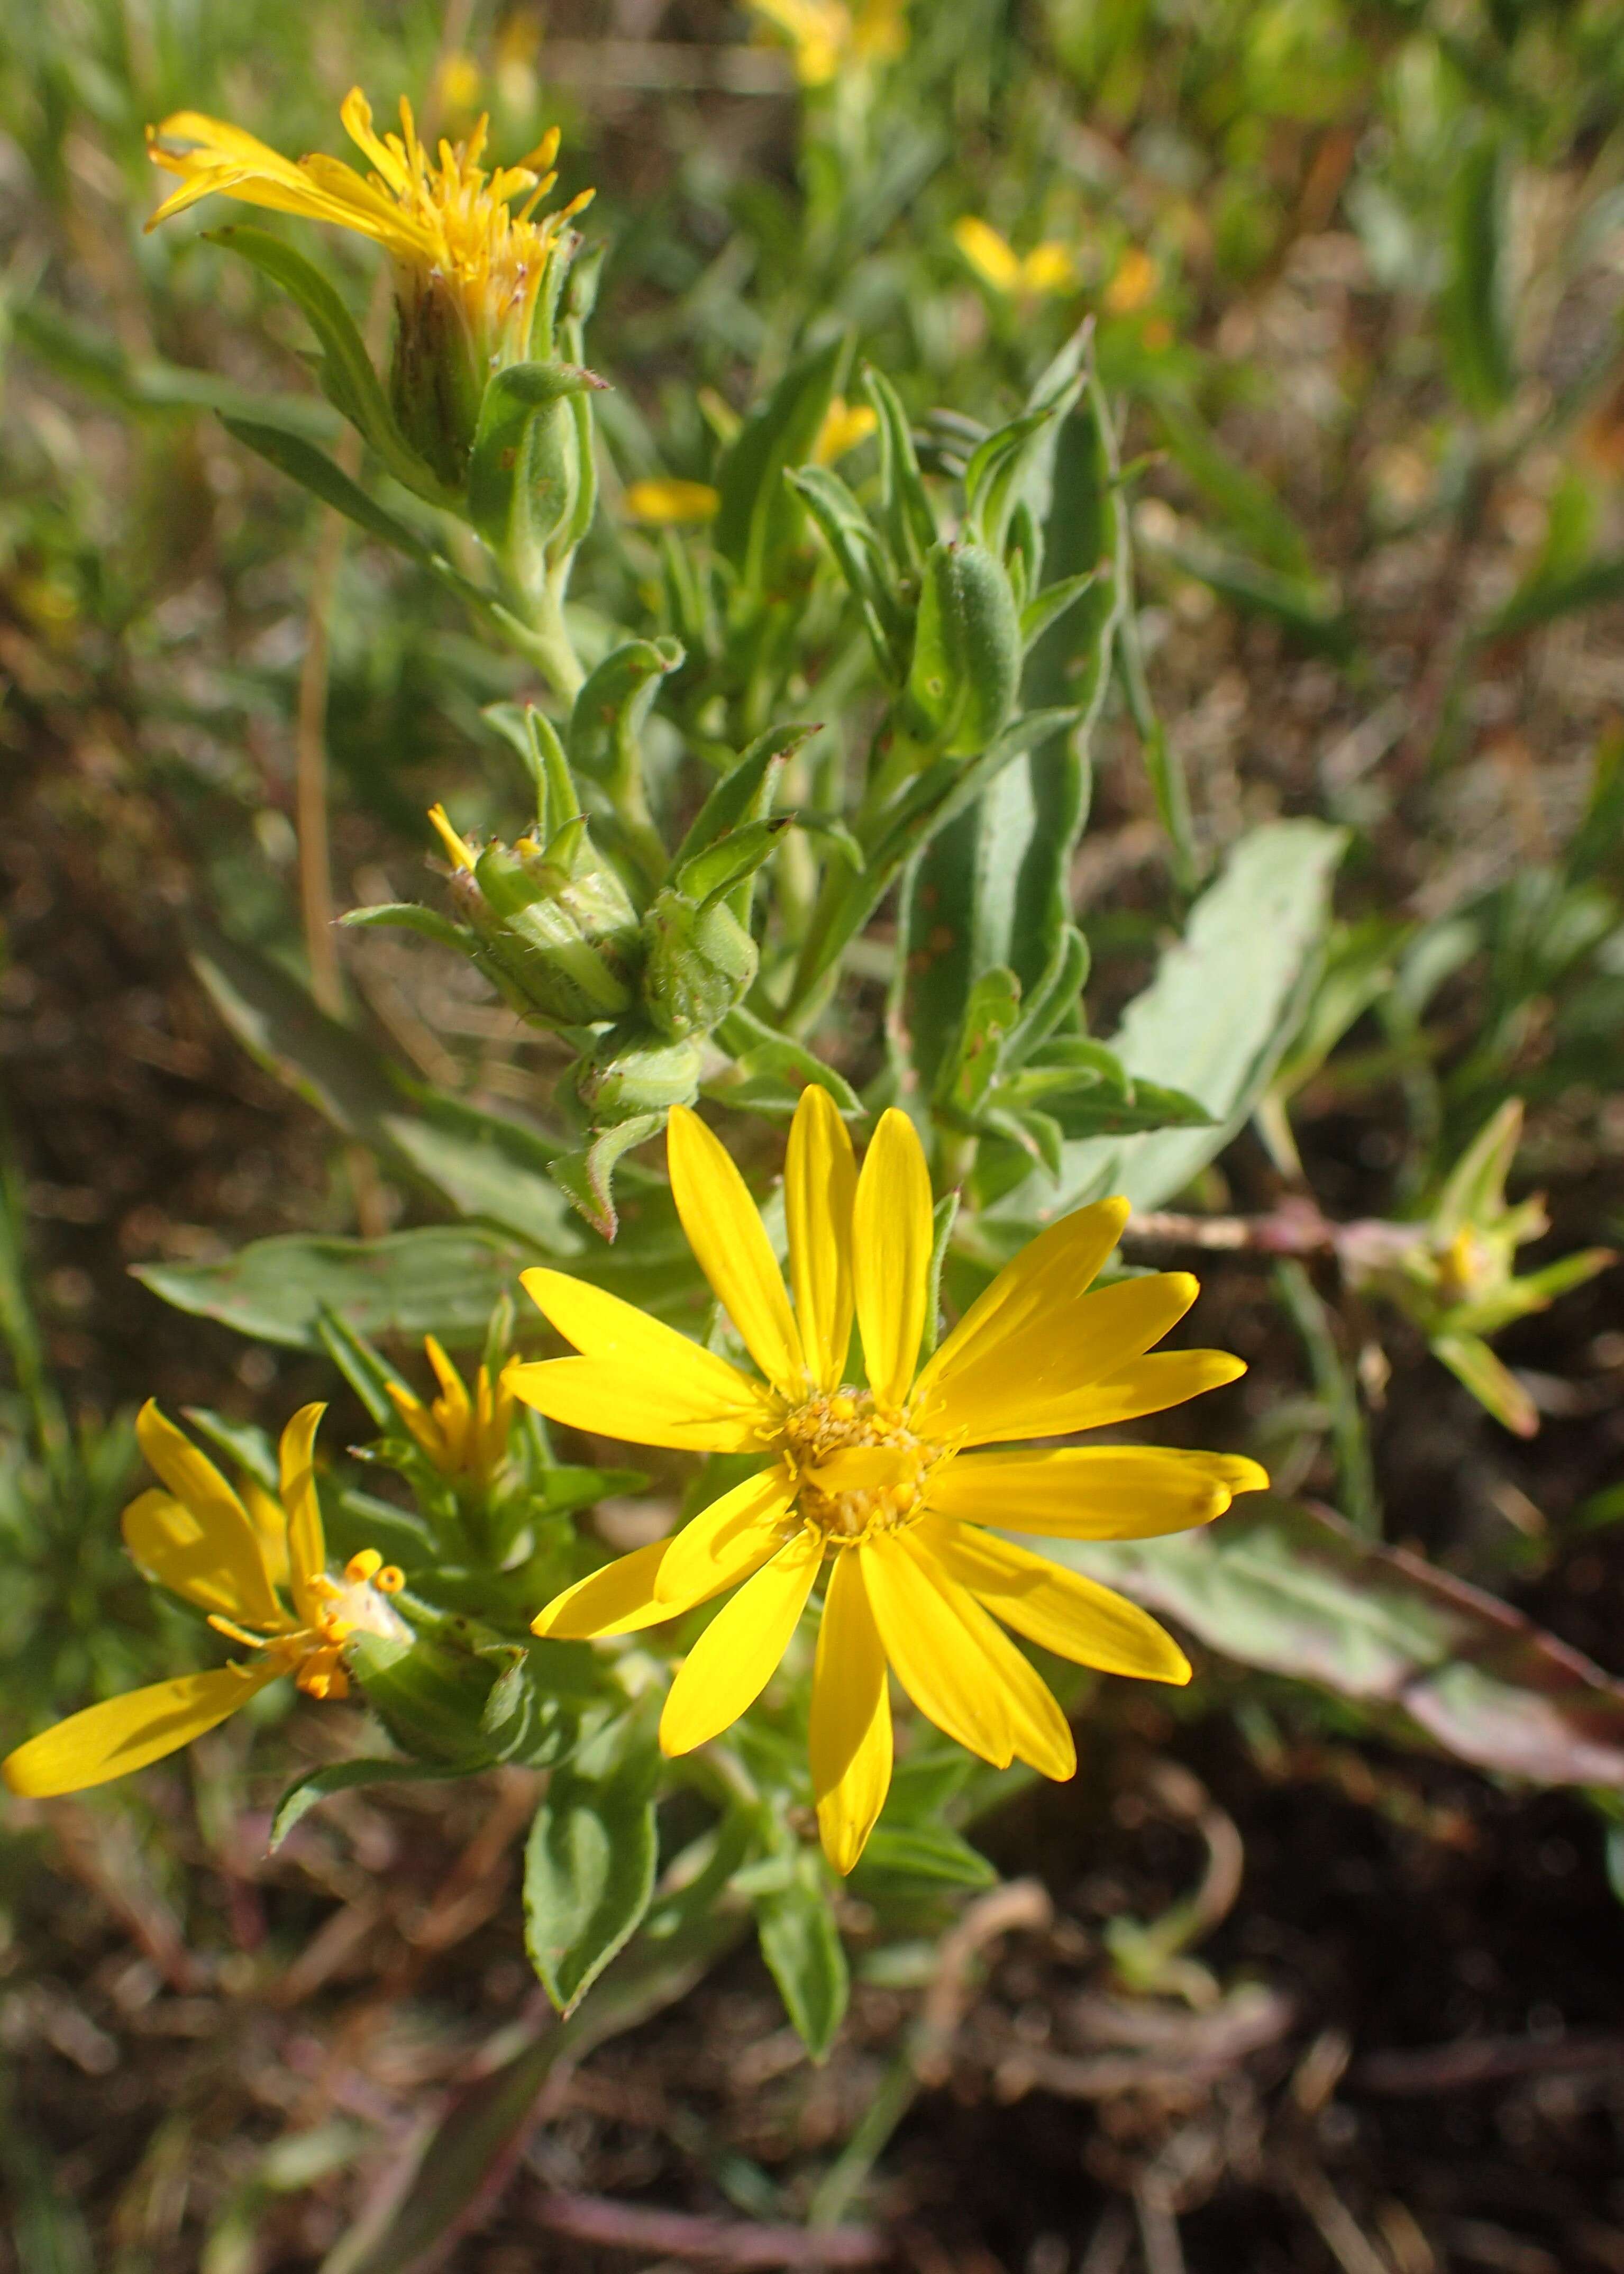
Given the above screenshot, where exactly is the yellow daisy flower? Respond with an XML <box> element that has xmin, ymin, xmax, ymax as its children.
<box><xmin>953</xmin><ymin>217</ymin><xmax>1078</xmax><ymax>301</ymax></box>
<box><xmin>3</xmin><ymin>1404</ymin><xmax>407</xmax><ymax>1799</ymax></box>
<box><xmin>624</xmin><ymin>478</ymin><xmax>722</xmax><ymax>527</ymax></box>
<box><xmin>145</xmin><ymin>90</ymin><xmax>594</xmax><ymax>482</ymax></box>
<box><xmin>145</xmin><ymin>89</ymin><xmax>591</xmax><ymax>359</ymax></box>
<box><xmin>812</xmin><ymin>396</ymin><xmax>879</xmax><ymax>465</ymax></box>
<box><xmin>388</xmin><ymin>1335</ymin><xmax>517</xmax><ymax>1491</ymax></box>
<box><xmin>518</xmin><ymin>1091</ymin><xmax>1264</xmax><ymax>1873</ymax></box>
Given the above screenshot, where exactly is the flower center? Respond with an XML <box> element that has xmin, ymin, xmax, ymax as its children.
<box><xmin>782</xmin><ymin>1389</ymin><xmax>943</xmax><ymax>1545</ymax></box>
<box><xmin>214</xmin><ymin>1549</ymin><xmax>409</xmax><ymax>1703</ymax></box>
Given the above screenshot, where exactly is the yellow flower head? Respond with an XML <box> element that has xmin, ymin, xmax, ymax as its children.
<box><xmin>812</xmin><ymin>396</ymin><xmax>879</xmax><ymax>466</ymax></box>
<box><xmin>954</xmin><ymin>217</ymin><xmax>1077</xmax><ymax>302</ymax></box>
<box><xmin>1103</xmin><ymin>246</ymin><xmax>1160</xmax><ymax>316</ymax></box>
<box><xmin>746</xmin><ymin>0</ymin><xmax>908</xmax><ymax>87</ymax></box>
<box><xmin>389</xmin><ymin>1335</ymin><xmax>516</xmax><ymax>1490</ymax></box>
<box><xmin>518</xmin><ymin>1092</ymin><xmax>1264</xmax><ymax>1873</ymax></box>
<box><xmin>2</xmin><ymin>1403</ymin><xmax>407</xmax><ymax>1799</ymax></box>
<box><xmin>624</xmin><ymin>478</ymin><xmax>722</xmax><ymax>527</ymax></box>
<box><xmin>146</xmin><ymin>90</ymin><xmax>595</xmax><ymax>482</ymax></box>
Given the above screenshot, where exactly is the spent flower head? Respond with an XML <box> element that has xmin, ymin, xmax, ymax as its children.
<box><xmin>517</xmin><ymin>1090</ymin><xmax>1265</xmax><ymax>1872</ymax></box>
<box><xmin>3</xmin><ymin>1404</ymin><xmax>407</xmax><ymax>1798</ymax></box>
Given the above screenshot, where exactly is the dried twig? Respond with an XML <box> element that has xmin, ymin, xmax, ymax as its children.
<box><xmin>533</xmin><ymin>2187</ymin><xmax>888</xmax><ymax>2266</ymax></box>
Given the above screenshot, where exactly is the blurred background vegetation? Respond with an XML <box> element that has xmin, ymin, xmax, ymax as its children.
<box><xmin>4</xmin><ymin>1</ymin><xmax>1624</xmax><ymax>2268</ymax></box>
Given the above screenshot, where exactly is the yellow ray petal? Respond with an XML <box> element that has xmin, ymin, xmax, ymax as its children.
<box><xmin>509</xmin><ymin>1358</ymin><xmax>775</xmax><ymax>1453</ymax></box>
<box><xmin>925</xmin><ymin>1445</ymin><xmax>1266</xmax><ymax>1539</ymax></box>
<box><xmin>785</xmin><ymin>1084</ymin><xmax>857</xmax><ymax>1390</ymax></box>
<box><xmin>654</xmin><ymin>1464</ymin><xmax>798</xmax><ymax>1603</ymax></box>
<box><xmin>133</xmin><ymin>1403</ymin><xmax>282</xmax><ymax>1630</ymax></box>
<box><xmin>911</xmin><ymin>1196</ymin><xmax>1128</xmax><ymax>1419</ymax></box>
<box><xmin>934</xmin><ymin>1580</ymin><xmax>1076</xmax><ymax>1780</ymax></box>
<box><xmin>2</xmin><ymin>1663</ymin><xmax>282</xmax><ymax>1798</ymax></box>
<box><xmin>954</xmin><ymin>215</ymin><xmax>1024</xmax><ymax>296</ymax></box>
<box><xmin>917</xmin><ymin>1517</ymin><xmax>1190</xmax><ymax>1683</ymax></box>
<box><xmin>519</xmin><ymin>1268</ymin><xmax>776</xmax><ymax>1447</ymax></box>
<box><xmin>852</xmin><ymin>1108</ymin><xmax>933</xmax><ymax>1408</ymax></box>
<box><xmin>809</xmin><ymin>1549</ymin><xmax>893</xmax><ymax>1873</ymax></box>
<box><xmin>1053</xmin><ymin>1349</ymin><xmax>1246</xmax><ymax>1431</ymax></box>
<box><xmin>659</xmin><ymin>1529</ymin><xmax>823</xmax><ymax>1755</ymax></box>
<box><xmin>859</xmin><ymin>1532</ymin><xmax>1013</xmax><ymax>1767</ymax></box>
<box><xmin>533</xmin><ymin>1509</ymin><xmax>783</xmax><ymax>1640</ymax></box>
<box><xmin>516</xmin><ymin>1271</ymin><xmax>776</xmax><ymax>1451</ymax></box>
<box><xmin>532</xmin><ymin>1539</ymin><xmax>674</xmax><ymax>1639</ymax></box>
<box><xmin>339</xmin><ymin>86</ymin><xmax>410</xmax><ymax>190</ymax></box>
<box><xmin>912</xmin><ymin>1271</ymin><xmax>1199</xmax><ymax>1447</ymax></box>
<box><xmin>666</xmin><ymin>1106</ymin><xmax>805</xmax><ymax>1397</ymax></box>
<box><xmin>278</xmin><ymin>1403</ymin><xmax>328</xmax><ymax>1623</ymax></box>
<box><xmin>240</xmin><ymin>1479</ymin><xmax>291</xmax><ymax>1592</ymax></box>
<box><xmin>123</xmin><ymin>1488</ymin><xmax>286</xmax><ymax>1625</ymax></box>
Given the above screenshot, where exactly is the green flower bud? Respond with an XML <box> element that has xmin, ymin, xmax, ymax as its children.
<box><xmin>906</xmin><ymin>538</ymin><xmax>1021</xmax><ymax>756</ymax></box>
<box><xmin>641</xmin><ymin>888</ymin><xmax>759</xmax><ymax>1040</ymax></box>
<box><xmin>430</xmin><ymin>803</ymin><xmax>641</xmax><ymax>1029</ymax></box>
<box><xmin>350</xmin><ymin>1627</ymin><xmax>504</xmax><ymax>1768</ymax></box>
<box><xmin>636</xmin><ymin>816</ymin><xmax>788</xmax><ymax>1041</ymax></box>
<box><xmin>576</xmin><ymin>1025</ymin><xmax>704</xmax><ymax>1117</ymax></box>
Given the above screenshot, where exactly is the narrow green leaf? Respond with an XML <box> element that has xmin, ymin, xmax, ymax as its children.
<box><xmin>222</xmin><ymin>416</ymin><xmax>440</xmax><ymax>560</ymax></box>
<box><xmin>673</xmin><ymin>724</ymin><xmax>815</xmax><ymax>872</ymax></box>
<box><xmin>524</xmin><ymin>1758</ymin><xmax>659</xmax><ymax>2015</ymax></box>
<box><xmin>270</xmin><ymin>1759</ymin><xmax>453</xmax><ymax>1852</ymax></box>
<box><xmin>209</xmin><ymin>224</ymin><xmax>451</xmax><ymax>501</ymax></box>
<box><xmin>861</xmin><ymin>362</ymin><xmax>937</xmax><ymax>572</ymax></box>
<box><xmin>1443</xmin><ymin>137</ymin><xmax>1517</xmax><ymax>419</ymax></box>
<box><xmin>714</xmin><ymin>334</ymin><xmax>850</xmax><ymax>593</ymax></box>
<box><xmin>549</xmin><ymin>1112</ymin><xmax>667</xmax><ymax>1242</ymax></box>
<box><xmin>853</xmin><ymin>1823</ymin><xmax>997</xmax><ymax>1890</ymax></box>
<box><xmin>754</xmin><ymin>1874</ymin><xmax>849</xmax><ymax>2061</ymax></box>
<box><xmin>136</xmin><ymin>1227</ymin><xmax>533</xmax><ymax>1351</ymax></box>
<box><xmin>1054</xmin><ymin>1495</ymin><xmax>1624</xmax><ymax>1790</ymax></box>
<box><xmin>987</xmin><ymin>820</ymin><xmax>1345</xmax><ymax>1221</ymax></box>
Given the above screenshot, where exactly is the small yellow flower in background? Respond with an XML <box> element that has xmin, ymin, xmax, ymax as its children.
<box><xmin>813</xmin><ymin>396</ymin><xmax>879</xmax><ymax>465</ymax></box>
<box><xmin>518</xmin><ymin>1089</ymin><xmax>1264</xmax><ymax>1873</ymax></box>
<box><xmin>745</xmin><ymin>0</ymin><xmax>909</xmax><ymax>88</ymax></box>
<box><xmin>953</xmin><ymin>217</ymin><xmax>1077</xmax><ymax>301</ymax></box>
<box><xmin>1104</xmin><ymin>247</ymin><xmax>1161</xmax><ymax>316</ymax></box>
<box><xmin>852</xmin><ymin>0</ymin><xmax>909</xmax><ymax>65</ymax></box>
<box><xmin>624</xmin><ymin>478</ymin><xmax>722</xmax><ymax>526</ymax></box>
<box><xmin>389</xmin><ymin>1335</ymin><xmax>517</xmax><ymax>1490</ymax></box>
<box><xmin>3</xmin><ymin>1406</ymin><xmax>407</xmax><ymax>1799</ymax></box>
<box><xmin>435</xmin><ymin>52</ymin><xmax>484</xmax><ymax>119</ymax></box>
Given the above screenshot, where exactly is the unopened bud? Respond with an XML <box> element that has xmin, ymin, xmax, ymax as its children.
<box><xmin>430</xmin><ymin>804</ymin><xmax>641</xmax><ymax>1029</ymax></box>
<box><xmin>641</xmin><ymin>889</ymin><xmax>759</xmax><ymax>1040</ymax></box>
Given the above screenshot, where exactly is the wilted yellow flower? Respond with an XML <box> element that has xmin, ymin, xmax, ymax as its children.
<box><xmin>519</xmin><ymin>1091</ymin><xmax>1263</xmax><ymax>1872</ymax></box>
<box><xmin>146</xmin><ymin>89</ymin><xmax>595</xmax><ymax>483</ymax></box>
<box><xmin>813</xmin><ymin>396</ymin><xmax>879</xmax><ymax>465</ymax></box>
<box><xmin>389</xmin><ymin>1335</ymin><xmax>516</xmax><ymax>1490</ymax></box>
<box><xmin>953</xmin><ymin>216</ymin><xmax>1076</xmax><ymax>300</ymax></box>
<box><xmin>3</xmin><ymin>1405</ymin><xmax>407</xmax><ymax>1798</ymax></box>
<box><xmin>1104</xmin><ymin>247</ymin><xmax>1161</xmax><ymax>315</ymax></box>
<box><xmin>746</xmin><ymin>0</ymin><xmax>909</xmax><ymax>88</ymax></box>
<box><xmin>624</xmin><ymin>478</ymin><xmax>722</xmax><ymax>526</ymax></box>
